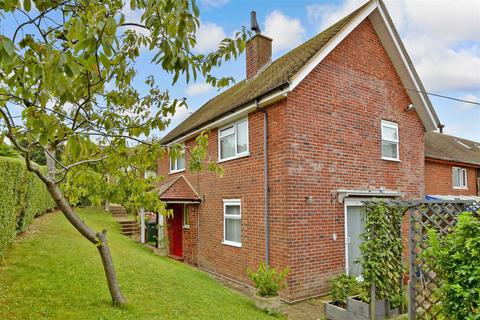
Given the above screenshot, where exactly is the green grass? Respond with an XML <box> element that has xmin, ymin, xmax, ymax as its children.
<box><xmin>0</xmin><ymin>208</ymin><xmax>281</xmax><ymax>320</ymax></box>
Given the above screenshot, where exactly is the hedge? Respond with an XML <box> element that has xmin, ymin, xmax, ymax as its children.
<box><xmin>0</xmin><ymin>157</ymin><xmax>56</xmax><ymax>258</ymax></box>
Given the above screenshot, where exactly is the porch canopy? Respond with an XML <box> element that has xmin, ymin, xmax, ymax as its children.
<box><xmin>156</xmin><ymin>175</ymin><xmax>201</xmax><ymax>204</ymax></box>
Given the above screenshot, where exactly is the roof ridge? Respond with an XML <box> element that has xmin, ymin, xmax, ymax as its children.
<box><xmin>427</xmin><ymin>131</ymin><xmax>480</xmax><ymax>145</ymax></box>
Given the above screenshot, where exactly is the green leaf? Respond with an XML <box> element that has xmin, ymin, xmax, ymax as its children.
<box><xmin>1</xmin><ymin>38</ymin><xmax>15</xmax><ymax>56</ymax></box>
<box><xmin>24</xmin><ymin>0</ymin><xmax>31</xmax><ymax>11</ymax></box>
<box><xmin>39</xmin><ymin>134</ymin><xmax>48</xmax><ymax>146</ymax></box>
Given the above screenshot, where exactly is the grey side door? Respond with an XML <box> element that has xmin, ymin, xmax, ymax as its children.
<box><xmin>346</xmin><ymin>205</ymin><xmax>365</xmax><ymax>277</ymax></box>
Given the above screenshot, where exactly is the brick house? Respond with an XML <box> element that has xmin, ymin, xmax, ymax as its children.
<box><xmin>425</xmin><ymin>132</ymin><xmax>480</xmax><ymax>198</ymax></box>
<box><xmin>156</xmin><ymin>0</ymin><xmax>441</xmax><ymax>301</ymax></box>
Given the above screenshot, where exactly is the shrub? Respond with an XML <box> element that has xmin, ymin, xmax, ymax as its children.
<box><xmin>422</xmin><ymin>212</ymin><xmax>480</xmax><ymax>320</ymax></box>
<box><xmin>330</xmin><ymin>274</ymin><xmax>360</xmax><ymax>307</ymax></box>
<box><xmin>0</xmin><ymin>157</ymin><xmax>56</xmax><ymax>258</ymax></box>
<box><xmin>0</xmin><ymin>143</ymin><xmax>19</xmax><ymax>158</ymax></box>
<box><xmin>248</xmin><ymin>263</ymin><xmax>289</xmax><ymax>297</ymax></box>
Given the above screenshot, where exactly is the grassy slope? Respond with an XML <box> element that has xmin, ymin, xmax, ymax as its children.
<box><xmin>0</xmin><ymin>208</ymin><xmax>279</xmax><ymax>320</ymax></box>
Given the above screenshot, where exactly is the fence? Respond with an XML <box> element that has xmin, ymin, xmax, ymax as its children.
<box><xmin>407</xmin><ymin>200</ymin><xmax>480</xmax><ymax>320</ymax></box>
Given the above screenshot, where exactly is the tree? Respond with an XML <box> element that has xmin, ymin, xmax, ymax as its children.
<box><xmin>0</xmin><ymin>0</ymin><xmax>246</xmax><ymax>306</ymax></box>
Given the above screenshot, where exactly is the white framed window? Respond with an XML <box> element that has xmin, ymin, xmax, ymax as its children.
<box><xmin>381</xmin><ymin>120</ymin><xmax>399</xmax><ymax>161</ymax></box>
<box><xmin>218</xmin><ymin>118</ymin><xmax>249</xmax><ymax>162</ymax></box>
<box><xmin>169</xmin><ymin>146</ymin><xmax>185</xmax><ymax>173</ymax></box>
<box><xmin>183</xmin><ymin>204</ymin><xmax>189</xmax><ymax>228</ymax></box>
<box><xmin>452</xmin><ymin>167</ymin><xmax>468</xmax><ymax>189</ymax></box>
<box><xmin>223</xmin><ymin>199</ymin><xmax>242</xmax><ymax>247</ymax></box>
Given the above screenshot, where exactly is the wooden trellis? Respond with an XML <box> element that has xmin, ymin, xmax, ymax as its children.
<box><xmin>407</xmin><ymin>200</ymin><xmax>480</xmax><ymax>320</ymax></box>
<box><xmin>363</xmin><ymin>199</ymin><xmax>479</xmax><ymax>320</ymax></box>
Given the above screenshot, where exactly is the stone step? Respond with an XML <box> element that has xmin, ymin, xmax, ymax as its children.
<box><xmin>118</xmin><ymin>220</ymin><xmax>136</xmax><ymax>224</ymax></box>
<box><xmin>121</xmin><ymin>227</ymin><xmax>139</xmax><ymax>232</ymax></box>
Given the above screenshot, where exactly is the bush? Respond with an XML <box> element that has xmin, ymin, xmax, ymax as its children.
<box><xmin>0</xmin><ymin>143</ymin><xmax>19</xmax><ymax>158</ymax></box>
<box><xmin>422</xmin><ymin>212</ymin><xmax>480</xmax><ymax>320</ymax></box>
<box><xmin>248</xmin><ymin>263</ymin><xmax>289</xmax><ymax>297</ymax></box>
<box><xmin>330</xmin><ymin>274</ymin><xmax>360</xmax><ymax>307</ymax></box>
<box><xmin>0</xmin><ymin>157</ymin><xmax>56</xmax><ymax>258</ymax></box>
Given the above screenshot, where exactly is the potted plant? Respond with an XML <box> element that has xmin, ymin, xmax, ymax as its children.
<box><xmin>325</xmin><ymin>274</ymin><xmax>360</xmax><ymax>320</ymax></box>
<box><xmin>248</xmin><ymin>263</ymin><xmax>289</xmax><ymax>312</ymax></box>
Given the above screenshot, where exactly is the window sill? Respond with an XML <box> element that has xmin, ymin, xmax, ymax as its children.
<box><xmin>222</xmin><ymin>241</ymin><xmax>242</xmax><ymax>248</ymax></box>
<box><xmin>452</xmin><ymin>187</ymin><xmax>468</xmax><ymax>190</ymax></box>
<box><xmin>218</xmin><ymin>152</ymin><xmax>250</xmax><ymax>164</ymax></box>
<box><xmin>169</xmin><ymin>169</ymin><xmax>185</xmax><ymax>175</ymax></box>
<box><xmin>183</xmin><ymin>225</ymin><xmax>190</xmax><ymax>229</ymax></box>
<box><xmin>381</xmin><ymin>157</ymin><xmax>401</xmax><ymax>162</ymax></box>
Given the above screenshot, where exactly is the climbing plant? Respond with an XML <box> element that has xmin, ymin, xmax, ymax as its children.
<box><xmin>422</xmin><ymin>211</ymin><xmax>480</xmax><ymax>320</ymax></box>
<box><xmin>359</xmin><ymin>200</ymin><xmax>406</xmax><ymax>307</ymax></box>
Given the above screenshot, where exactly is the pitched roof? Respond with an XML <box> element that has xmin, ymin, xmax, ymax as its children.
<box><xmin>156</xmin><ymin>175</ymin><xmax>201</xmax><ymax>201</ymax></box>
<box><xmin>162</xmin><ymin>0</ymin><xmax>442</xmax><ymax>144</ymax></box>
<box><xmin>160</xmin><ymin>1</ymin><xmax>373</xmax><ymax>144</ymax></box>
<box><xmin>425</xmin><ymin>132</ymin><xmax>480</xmax><ymax>167</ymax></box>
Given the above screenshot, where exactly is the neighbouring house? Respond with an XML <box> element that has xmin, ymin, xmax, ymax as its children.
<box><xmin>156</xmin><ymin>0</ymin><xmax>442</xmax><ymax>301</ymax></box>
<box><xmin>425</xmin><ymin>132</ymin><xmax>480</xmax><ymax>199</ymax></box>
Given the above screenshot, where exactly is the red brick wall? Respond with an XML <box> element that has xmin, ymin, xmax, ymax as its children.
<box><xmin>157</xmin><ymin>18</ymin><xmax>426</xmax><ymax>301</ymax></box>
<box><xmin>425</xmin><ymin>159</ymin><xmax>479</xmax><ymax>195</ymax></box>
<box><xmin>283</xmin><ymin>19</ymin><xmax>425</xmax><ymax>300</ymax></box>
<box><xmin>158</xmin><ymin>100</ymin><xmax>289</xmax><ymax>288</ymax></box>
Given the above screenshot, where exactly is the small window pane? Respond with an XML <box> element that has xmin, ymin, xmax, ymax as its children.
<box><xmin>220</xmin><ymin>135</ymin><xmax>236</xmax><ymax>159</ymax></box>
<box><xmin>219</xmin><ymin>125</ymin><xmax>234</xmax><ymax>138</ymax></box>
<box><xmin>382</xmin><ymin>125</ymin><xmax>398</xmax><ymax>141</ymax></box>
<box><xmin>183</xmin><ymin>206</ymin><xmax>189</xmax><ymax>226</ymax></box>
<box><xmin>453</xmin><ymin>168</ymin><xmax>467</xmax><ymax>188</ymax></box>
<box><xmin>225</xmin><ymin>218</ymin><xmax>241</xmax><ymax>243</ymax></box>
<box><xmin>170</xmin><ymin>158</ymin><xmax>176</xmax><ymax>171</ymax></box>
<box><xmin>225</xmin><ymin>205</ymin><xmax>240</xmax><ymax>216</ymax></box>
<box><xmin>177</xmin><ymin>154</ymin><xmax>185</xmax><ymax>170</ymax></box>
<box><xmin>236</xmin><ymin>121</ymin><xmax>248</xmax><ymax>154</ymax></box>
<box><xmin>382</xmin><ymin>141</ymin><xmax>398</xmax><ymax>159</ymax></box>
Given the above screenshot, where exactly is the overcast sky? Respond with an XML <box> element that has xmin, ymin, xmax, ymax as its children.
<box><xmin>1</xmin><ymin>0</ymin><xmax>479</xmax><ymax>141</ymax></box>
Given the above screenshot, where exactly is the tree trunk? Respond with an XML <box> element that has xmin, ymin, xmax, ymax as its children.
<box><xmin>46</xmin><ymin>179</ymin><xmax>127</xmax><ymax>305</ymax></box>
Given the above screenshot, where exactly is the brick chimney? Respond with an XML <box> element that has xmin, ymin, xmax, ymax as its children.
<box><xmin>246</xmin><ymin>11</ymin><xmax>272</xmax><ymax>79</ymax></box>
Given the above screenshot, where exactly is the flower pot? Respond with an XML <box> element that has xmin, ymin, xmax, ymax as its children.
<box><xmin>325</xmin><ymin>301</ymin><xmax>348</xmax><ymax>320</ymax></box>
<box><xmin>253</xmin><ymin>293</ymin><xmax>282</xmax><ymax>311</ymax></box>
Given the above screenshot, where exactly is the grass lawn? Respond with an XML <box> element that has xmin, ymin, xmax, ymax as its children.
<box><xmin>0</xmin><ymin>208</ymin><xmax>281</xmax><ymax>320</ymax></box>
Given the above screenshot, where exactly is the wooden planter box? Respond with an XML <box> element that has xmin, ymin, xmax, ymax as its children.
<box><xmin>325</xmin><ymin>302</ymin><xmax>348</xmax><ymax>320</ymax></box>
<box><xmin>346</xmin><ymin>296</ymin><xmax>395</xmax><ymax>320</ymax></box>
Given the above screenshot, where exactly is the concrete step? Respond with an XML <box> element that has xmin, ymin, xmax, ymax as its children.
<box><xmin>118</xmin><ymin>220</ymin><xmax>136</xmax><ymax>225</ymax></box>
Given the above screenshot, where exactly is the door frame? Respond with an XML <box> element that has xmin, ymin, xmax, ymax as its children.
<box><xmin>344</xmin><ymin>198</ymin><xmax>369</xmax><ymax>276</ymax></box>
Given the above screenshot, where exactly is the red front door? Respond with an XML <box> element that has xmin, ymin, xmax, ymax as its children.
<box><xmin>168</xmin><ymin>205</ymin><xmax>183</xmax><ymax>257</ymax></box>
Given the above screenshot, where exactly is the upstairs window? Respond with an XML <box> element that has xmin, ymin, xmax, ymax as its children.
<box><xmin>381</xmin><ymin>120</ymin><xmax>399</xmax><ymax>161</ymax></box>
<box><xmin>218</xmin><ymin>118</ymin><xmax>249</xmax><ymax>161</ymax></box>
<box><xmin>169</xmin><ymin>146</ymin><xmax>185</xmax><ymax>173</ymax></box>
<box><xmin>452</xmin><ymin>167</ymin><xmax>467</xmax><ymax>189</ymax></box>
<box><xmin>223</xmin><ymin>199</ymin><xmax>242</xmax><ymax>247</ymax></box>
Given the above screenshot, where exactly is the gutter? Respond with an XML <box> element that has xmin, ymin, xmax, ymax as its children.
<box><xmin>163</xmin><ymin>83</ymin><xmax>289</xmax><ymax>146</ymax></box>
<box><xmin>256</xmin><ymin>99</ymin><xmax>270</xmax><ymax>266</ymax></box>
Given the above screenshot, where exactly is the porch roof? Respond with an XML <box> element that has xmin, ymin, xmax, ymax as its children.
<box><xmin>156</xmin><ymin>175</ymin><xmax>201</xmax><ymax>202</ymax></box>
